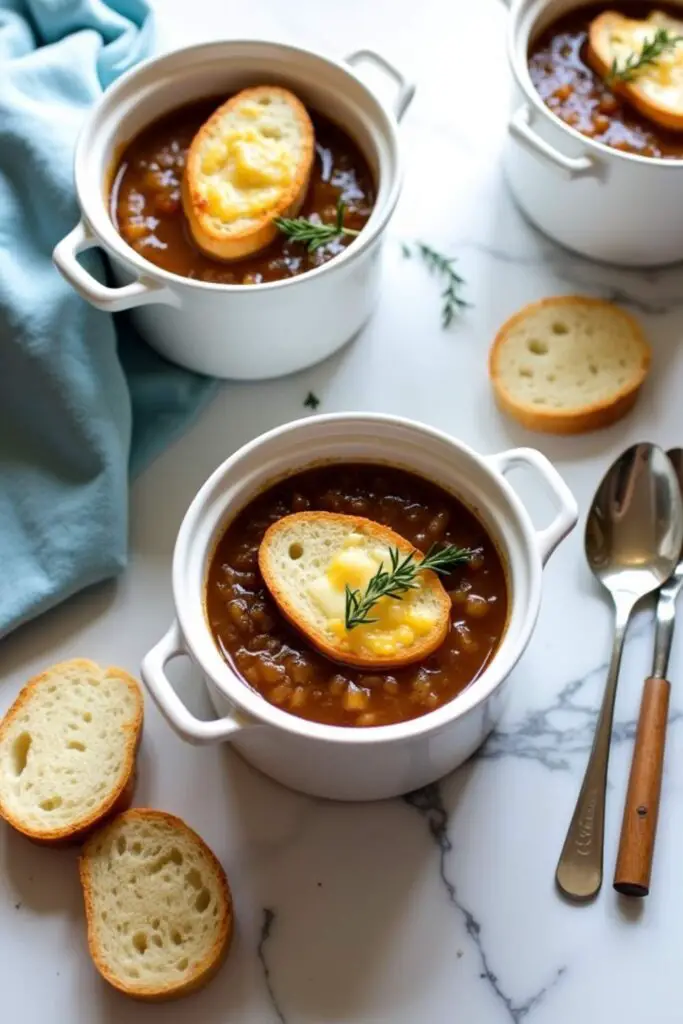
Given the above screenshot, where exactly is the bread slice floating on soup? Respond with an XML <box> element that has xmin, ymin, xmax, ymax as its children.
<box><xmin>587</xmin><ymin>10</ymin><xmax>683</xmax><ymax>132</ymax></box>
<box><xmin>258</xmin><ymin>512</ymin><xmax>460</xmax><ymax>670</ymax></box>
<box><xmin>182</xmin><ymin>86</ymin><xmax>315</xmax><ymax>261</ymax></box>
<box><xmin>205</xmin><ymin>464</ymin><xmax>508</xmax><ymax>728</ymax></box>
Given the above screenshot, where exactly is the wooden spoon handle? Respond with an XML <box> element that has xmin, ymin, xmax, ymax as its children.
<box><xmin>613</xmin><ymin>676</ymin><xmax>670</xmax><ymax>897</ymax></box>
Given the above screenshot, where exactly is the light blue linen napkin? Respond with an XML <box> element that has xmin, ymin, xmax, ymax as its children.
<box><xmin>0</xmin><ymin>0</ymin><xmax>218</xmax><ymax>639</ymax></box>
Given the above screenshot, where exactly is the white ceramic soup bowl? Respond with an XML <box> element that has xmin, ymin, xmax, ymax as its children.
<box><xmin>504</xmin><ymin>0</ymin><xmax>683</xmax><ymax>266</ymax></box>
<box><xmin>141</xmin><ymin>414</ymin><xmax>577</xmax><ymax>801</ymax></box>
<box><xmin>53</xmin><ymin>42</ymin><xmax>414</xmax><ymax>379</ymax></box>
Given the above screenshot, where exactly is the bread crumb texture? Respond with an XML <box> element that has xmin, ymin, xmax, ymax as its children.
<box><xmin>0</xmin><ymin>659</ymin><xmax>141</xmax><ymax>839</ymax></box>
<box><xmin>490</xmin><ymin>297</ymin><xmax>650</xmax><ymax>433</ymax></box>
<box><xmin>80</xmin><ymin>810</ymin><xmax>232</xmax><ymax>999</ymax></box>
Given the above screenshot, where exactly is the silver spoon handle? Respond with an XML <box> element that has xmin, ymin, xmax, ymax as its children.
<box><xmin>652</xmin><ymin>586</ymin><xmax>676</xmax><ymax>679</ymax></box>
<box><xmin>556</xmin><ymin>598</ymin><xmax>634</xmax><ymax>901</ymax></box>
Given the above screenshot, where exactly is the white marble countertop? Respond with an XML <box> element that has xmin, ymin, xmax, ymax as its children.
<box><xmin>4</xmin><ymin>0</ymin><xmax>683</xmax><ymax>1020</ymax></box>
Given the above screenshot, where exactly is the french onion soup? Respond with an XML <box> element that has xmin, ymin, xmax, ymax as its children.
<box><xmin>205</xmin><ymin>464</ymin><xmax>508</xmax><ymax>728</ymax></box>
<box><xmin>109</xmin><ymin>96</ymin><xmax>375</xmax><ymax>284</ymax></box>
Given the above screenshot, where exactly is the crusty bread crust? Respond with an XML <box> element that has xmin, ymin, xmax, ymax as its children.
<box><xmin>587</xmin><ymin>12</ymin><xmax>683</xmax><ymax>133</ymax></box>
<box><xmin>79</xmin><ymin>809</ymin><xmax>233</xmax><ymax>1002</ymax></box>
<box><xmin>0</xmin><ymin>659</ymin><xmax>143</xmax><ymax>845</ymax></box>
<box><xmin>488</xmin><ymin>296</ymin><xmax>650</xmax><ymax>435</ymax></box>
<box><xmin>258</xmin><ymin>511</ymin><xmax>451</xmax><ymax>669</ymax></box>
<box><xmin>182</xmin><ymin>85</ymin><xmax>315</xmax><ymax>261</ymax></box>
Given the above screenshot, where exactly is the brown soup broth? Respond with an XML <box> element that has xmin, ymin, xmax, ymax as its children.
<box><xmin>204</xmin><ymin>464</ymin><xmax>509</xmax><ymax>729</ymax></box>
<box><xmin>109</xmin><ymin>97</ymin><xmax>375</xmax><ymax>284</ymax></box>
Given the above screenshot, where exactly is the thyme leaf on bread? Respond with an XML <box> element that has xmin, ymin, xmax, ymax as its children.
<box><xmin>344</xmin><ymin>543</ymin><xmax>473</xmax><ymax>630</ymax></box>
<box><xmin>402</xmin><ymin>242</ymin><xmax>470</xmax><ymax>327</ymax></box>
<box><xmin>275</xmin><ymin>198</ymin><xmax>360</xmax><ymax>252</ymax></box>
<box><xmin>607</xmin><ymin>27</ymin><xmax>683</xmax><ymax>82</ymax></box>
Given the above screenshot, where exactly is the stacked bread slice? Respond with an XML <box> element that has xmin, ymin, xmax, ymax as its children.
<box><xmin>0</xmin><ymin>659</ymin><xmax>232</xmax><ymax>1001</ymax></box>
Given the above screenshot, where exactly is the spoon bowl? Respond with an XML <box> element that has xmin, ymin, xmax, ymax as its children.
<box><xmin>556</xmin><ymin>443</ymin><xmax>683</xmax><ymax>902</ymax></box>
<box><xmin>586</xmin><ymin>444</ymin><xmax>683</xmax><ymax>597</ymax></box>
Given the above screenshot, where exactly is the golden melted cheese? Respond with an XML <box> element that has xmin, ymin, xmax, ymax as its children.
<box><xmin>307</xmin><ymin>533</ymin><xmax>438</xmax><ymax>659</ymax></box>
<box><xmin>197</xmin><ymin>100</ymin><xmax>298</xmax><ymax>222</ymax></box>
<box><xmin>608</xmin><ymin>12</ymin><xmax>683</xmax><ymax>99</ymax></box>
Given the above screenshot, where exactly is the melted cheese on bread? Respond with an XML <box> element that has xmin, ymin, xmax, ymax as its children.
<box><xmin>258</xmin><ymin>512</ymin><xmax>451</xmax><ymax>670</ymax></box>
<box><xmin>588</xmin><ymin>11</ymin><xmax>683</xmax><ymax>131</ymax></box>
<box><xmin>182</xmin><ymin>86</ymin><xmax>315</xmax><ymax>261</ymax></box>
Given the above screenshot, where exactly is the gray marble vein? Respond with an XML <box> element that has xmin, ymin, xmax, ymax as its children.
<box><xmin>257</xmin><ymin>908</ymin><xmax>286</xmax><ymax>1024</ymax></box>
<box><xmin>481</xmin><ymin>659</ymin><xmax>683</xmax><ymax>772</ymax></box>
<box><xmin>481</xmin><ymin>666</ymin><xmax>617</xmax><ymax>771</ymax></box>
<box><xmin>403</xmin><ymin>785</ymin><xmax>566</xmax><ymax>1022</ymax></box>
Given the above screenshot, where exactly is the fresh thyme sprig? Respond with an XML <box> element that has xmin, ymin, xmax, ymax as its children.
<box><xmin>402</xmin><ymin>242</ymin><xmax>470</xmax><ymax>327</ymax></box>
<box><xmin>607</xmin><ymin>27</ymin><xmax>683</xmax><ymax>83</ymax></box>
<box><xmin>274</xmin><ymin>198</ymin><xmax>360</xmax><ymax>252</ymax></box>
<box><xmin>344</xmin><ymin>543</ymin><xmax>473</xmax><ymax>630</ymax></box>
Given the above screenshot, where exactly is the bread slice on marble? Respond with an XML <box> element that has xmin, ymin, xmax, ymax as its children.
<box><xmin>79</xmin><ymin>809</ymin><xmax>233</xmax><ymax>1001</ymax></box>
<box><xmin>489</xmin><ymin>296</ymin><xmax>650</xmax><ymax>434</ymax></box>
<box><xmin>0</xmin><ymin>659</ymin><xmax>142</xmax><ymax>844</ymax></box>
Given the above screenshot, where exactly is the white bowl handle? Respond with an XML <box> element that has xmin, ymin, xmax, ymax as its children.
<box><xmin>53</xmin><ymin>220</ymin><xmax>177</xmax><ymax>313</ymax></box>
<box><xmin>141</xmin><ymin>621</ymin><xmax>248</xmax><ymax>744</ymax></box>
<box><xmin>509</xmin><ymin>104</ymin><xmax>595</xmax><ymax>179</ymax></box>
<box><xmin>344</xmin><ymin>49</ymin><xmax>415</xmax><ymax>121</ymax></box>
<box><xmin>486</xmin><ymin>448</ymin><xmax>578</xmax><ymax>565</ymax></box>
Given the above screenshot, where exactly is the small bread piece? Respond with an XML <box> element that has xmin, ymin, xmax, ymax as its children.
<box><xmin>79</xmin><ymin>809</ymin><xmax>233</xmax><ymax>1001</ymax></box>
<box><xmin>588</xmin><ymin>10</ymin><xmax>683</xmax><ymax>131</ymax></box>
<box><xmin>258</xmin><ymin>511</ymin><xmax>451</xmax><ymax>669</ymax></box>
<box><xmin>0</xmin><ymin>659</ymin><xmax>142</xmax><ymax>844</ymax></box>
<box><xmin>182</xmin><ymin>86</ymin><xmax>315</xmax><ymax>261</ymax></box>
<box><xmin>489</xmin><ymin>296</ymin><xmax>650</xmax><ymax>435</ymax></box>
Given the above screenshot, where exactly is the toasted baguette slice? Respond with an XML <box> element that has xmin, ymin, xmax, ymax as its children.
<box><xmin>258</xmin><ymin>511</ymin><xmax>451</xmax><ymax>669</ymax></box>
<box><xmin>0</xmin><ymin>659</ymin><xmax>142</xmax><ymax>844</ymax></box>
<box><xmin>588</xmin><ymin>11</ymin><xmax>683</xmax><ymax>131</ymax></box>
<box><xmin>182</xmin><ymin>86</ymin><xmax>315</xmax><ymax>261</ymax></box>
<box><xmin>489</xmin><ymin>296</ymin><xmax>650</xmax><ymax>435</ymax></box>
<box><xmin>80</xmin><ymin>809</ymin><xmax>233</xmax><ymax>1001</ymax></box>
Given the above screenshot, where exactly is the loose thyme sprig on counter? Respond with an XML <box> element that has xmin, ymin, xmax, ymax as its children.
<box><xmin>608</xmin><ymin>27</ymin><xmax>683</xmax><ymax>83</ymax></box>
<box><xmin>274</xmin><ymin>198</ymin><xmax>360</xmax><ymax>252</ymax></box>
<box><xmin>402</xmin><ymin>242</ymin><xmax>470</xmax><ymax>327</ymax></box>
<box><xmin>276</xmin><ymin>204</ymin><xmax>470</xmax><ymax>327</ymax></box>
<box><xmin>344</xmin><ymin>543</ymin><xmax>473</xmax><ymax>630</ymax></box>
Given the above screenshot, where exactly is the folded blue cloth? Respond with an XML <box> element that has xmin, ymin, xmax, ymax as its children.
<box><xmin>0</xmin><ymin>0</ymin><xmax>218</xmax><ymax>639</ymax></box>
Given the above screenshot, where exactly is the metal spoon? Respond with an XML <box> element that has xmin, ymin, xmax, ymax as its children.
<box><xmin>613</xmin><ymin>448</ymin><xmax>683</xmax><ymax>897</ymax></box>
<box><xmin>556</xmin><ymin>444</ymin><xmax>683</xmax><ymax>902</ymax></box>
